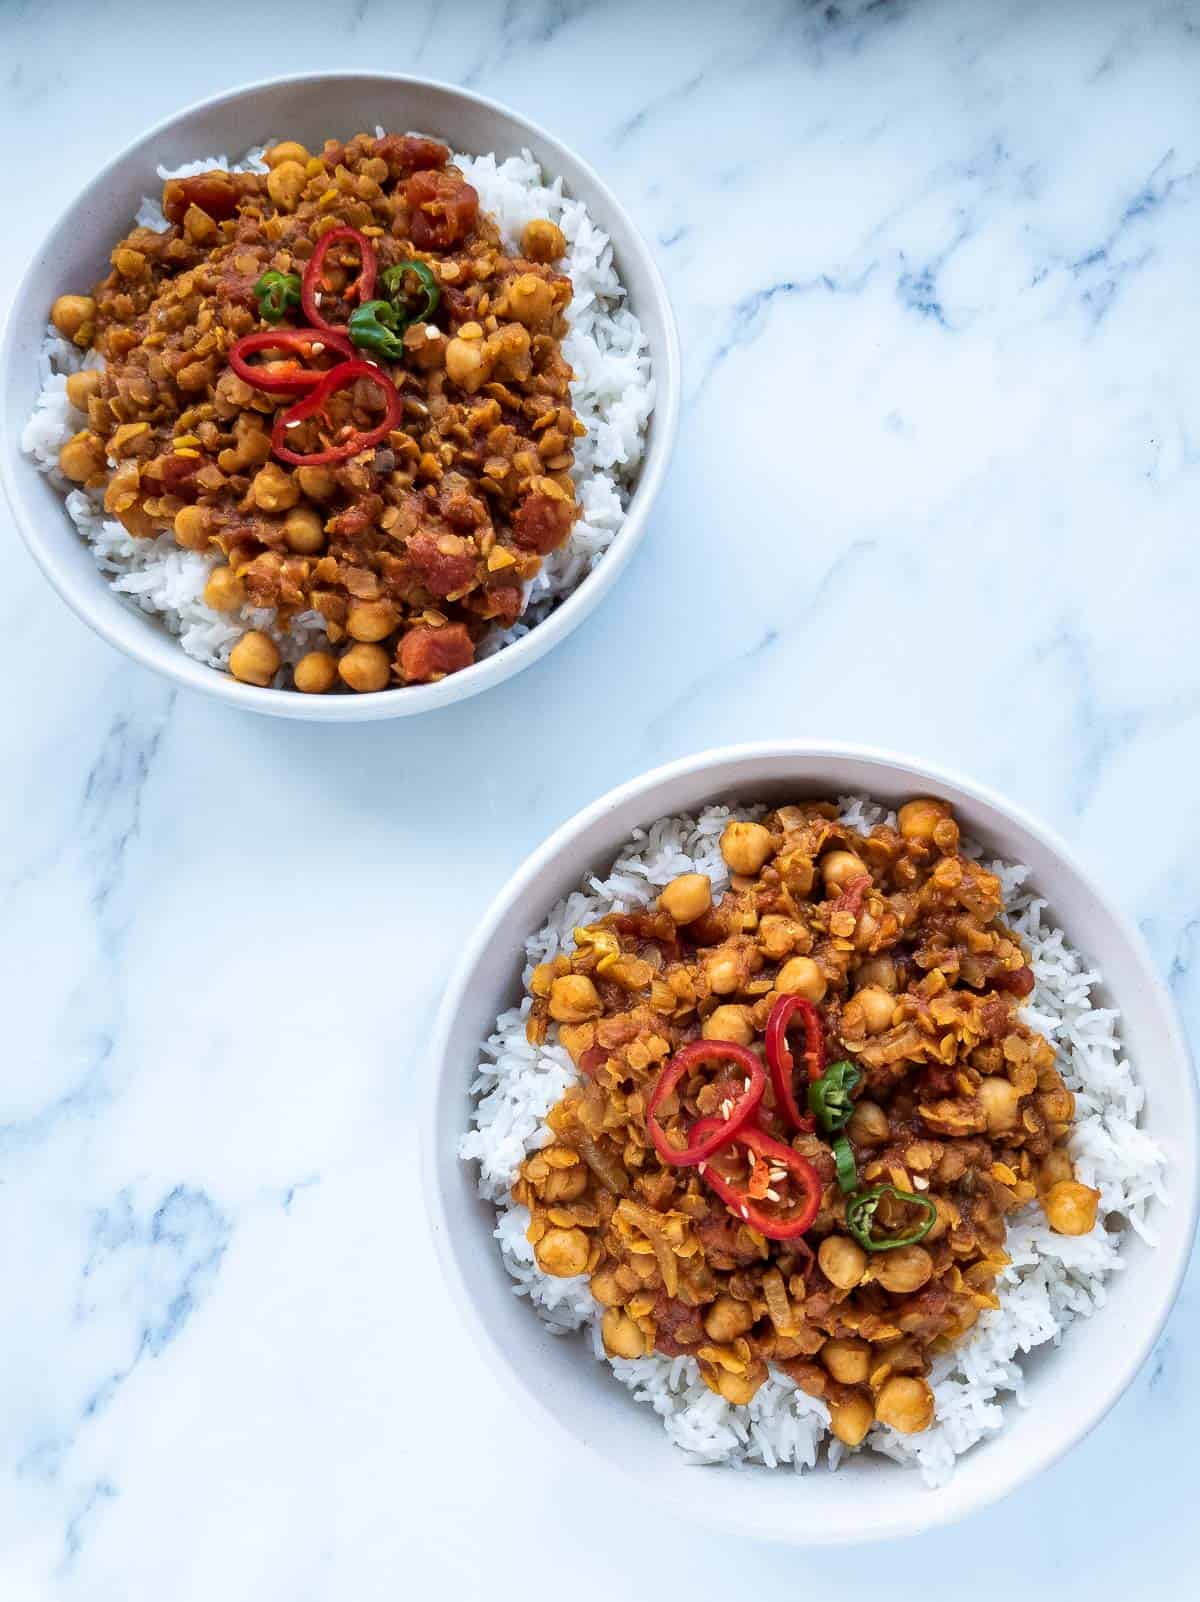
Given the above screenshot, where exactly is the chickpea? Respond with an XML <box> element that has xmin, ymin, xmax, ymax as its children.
<box><xmin>849</xmin><ymin>984</ymin><xmax>894</xmax><ymax>1036</ymax></box>
<box><xmin>251</xmin><ymin>462</ymin><xmax>300</xmax><ymax>513</ymax></box>
<box><xmin>533</xmin><ymin>1226</ymin><xmax>589</xmax><ymax>1278</ymax></box>
<box><xmin>829</xmin><ymin>1392</ymin><xmax>874</xmax><ymax>1447</ymax></box>
<box><xmin>507</xmin><ymin>272</ymin><xmax>556</xmax><ymax>328</ymax></box>
<box><xmin>283</xmin><ymin>504</ymin><xmax>326</xmax><ymax>554</ymax></box>
<box><xmin>65</xmin><ymin>369</ymin><xmax>102</xmax><ymax>411</ymax></box>
<box><xmin>229</xmin><ymin>630</ymin><xmax>281</xmax><ymax>687</ymax></box>
<box><xmin>51</xmin><ymin>293</ymin><xmax>95</xmax><ymax>341</ymax></box>
<box><xmin>759</xmin><ymin>914</ymin><xmax>802</xmax><ymax>960</ymax></box>
<box><xmin>338</xmin><ymin>643</ymin><xmax>391</xmax><ymax>693</ymax></box>
<box><xmin>293</xmin><ymin>651</ymin><xmax>339</xmax><ymax>694</ymax></box>
<box><xmin>1039</xmin><ymin>1148</ymin><xmax>1074</xmax><ymax>1192</ymax></box>
<box><xmin>487</xmin><ymin>320</ymin><xmax>531</xmax><ymax>382</ymax></box>
<box><xmin>266</xmin><ymin>159</ymin><xmax>308</xmax><ymax>212</ymax></box>
<box><xmin>444</xmin><ymin>335</ymin><xmax>489</xmax><ymax>392</ymax></box>
<box><xmin>846</xmin><ymin>1099</ymin><xmax>889</xmax><ymax>1146</ymax></box>
<box><xmin>296</xmin><ymin>464</ymin><xmax>338</xmax><ymax>502</ymax></box>
<box><xmin>775</xmin><ymin>956</ymin><xmax>827</xmax><ymax>1003</ymax></box>
<box><xmin>720</xmin><ymin>820</ymin><xmax>773</xmax><ymax>877</ymax></box>
<box><xmin>58</xmin><ymin>430</ymin><xmax>105</xmax><ymax>483</ymax></box>
<box><xmin>702</xmin><ymin>1005</ymin><xmax>754</xmax><ymax>1046</ymax></box>
<box><xmin>979</xmin><ymin>1074</ymin><xmax>1022</xmax><ymax>1133</ymax></box>
<box><xmin>542</xmin><ymin>1164</ymin><xmax>588</xmax><ymax>1203</ymax></box>
<box><xmin>589</xmin><ymin>1267</ymin><xmax>623</xmax><ymax>1308</ymax></box>
<box><xmin>818</xmin><ymin>1235</ymin><xmax>867</xmax><ymax>1290</ymax></box>
<box><xmin>173</xmin><ymin>504</ymin><xmax>210</xmax><ymax>550</ymax></box>
<box><xmin>659</xmin><ymin>872</ymin><xmax>712</xmax><ymax>925</ymax></box>
<box><xmin>265</xmin><ymin>139</ymin><xmax>311</xmax><ymax>168</ymax></box>
<box><xmin>228</xmin><ymin>417</ymin><xmax>272</xmax><ymax>471</ymax></box>
<box><xmin>601</xmin><ymin>1307</ymin><xmax>647</xmax><ymax>1359</ymax></box>
<box><xmin>873</xmin><ymin>1244</ymin><xmax>933</xmax><ymax>1294</ymax></box>
<box><xmin>1044</xmin><ymin>1180</ymin><xmax>1100</xmax><ymax>1236</ymax></box>
<box><xmin>714</xmin><ymin>1367</ymin><xmax>762</xmax><ymax>1406</ymax></box>
<box><xmin>820</xmin><ymin>849</ymin><xmax>868</xmax><ymax>892</ymax></box>
<box><xmin>854</xmin><ymin>956</ymin><xmax>897</xmax><ymax>993</ymax></box>
<box><xmin>898</xmin><ymin>798</ymin><xmax>949</xmax><ymax>843</ymax></box>
<box><xmin>875</xmin><ymin>1375</ymin><xmax>934</xmax><ymax>1435</ymax></box>
<box><xmin>703</xmin><ymin>1294</ymin><xmax>754</xmax><ymax>1343</ymax></box>
<box><xmin>347</xmin><ymin>600</ymin><xmax>399</xmax><ymax>643</ymax></box>
<box><xmin>703</xmin><ymin>949</ymin><xmax>743</xmax><ymax>996</ymax></box>
<box><xmin>203</xmin><ymin>565</ymin><xmax>244</xmax><ymax>612</ymax></box>
<box><xmin>822</xmin><ymin>1338</ymin><xmax>870</xmax><ymax>1386</ymax></box>
<box><xmin>521</xmin><ymin>217</ymin><xmax>567</xmax><ymax>262</ymax></box>
<box><xmin>548</xmin><ymin>974</ymin><xmax>602</xmax><ymax>1023</ymax></box>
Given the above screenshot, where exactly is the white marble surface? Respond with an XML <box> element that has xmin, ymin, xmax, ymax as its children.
<box><xmin>2</xmin><ymin>0</ymin><xmax>1198</xmax><ymax>1594</ymax></box>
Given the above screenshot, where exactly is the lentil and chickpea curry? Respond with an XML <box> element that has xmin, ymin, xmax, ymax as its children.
<box><xmin>515</xmin><ymin>799</ymin><xmax>1101</xmax><ymax>1448</ymax></box>
<box><xmin>50</xmin><ymin>132</ymin><xmax>582</xmax><ymax>693</ymax></box>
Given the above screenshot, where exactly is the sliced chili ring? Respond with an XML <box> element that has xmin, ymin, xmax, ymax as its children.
<box><xmin>690</xmin><ymin>1117</ymin><xmax>822</xmax><ymax>1241</ymax></box>
<box><xmin>228</xmin><ymin>329</ymin><xmax>356</xmax><ymax>393</ymax></box>
<box><xmin>301</xmin><ymin>226</ymin><xmax>378</xmax><ymax>332</ymax></box>
<box><xmin>845</xmin><ymin>1183</ymin><xmax>936</xmax><ymax>1251</ymax></box>
<box><xmin>645</xmin><ymin>1040</ymin><xmax>765</xmax><ymax>1167</ymax></box>
<box><xmin>271</xmin><ymin>359</ymin><xmax>402</xmax><ymax>467</ymax></box>
<box><xmin>764</xmin><ymin>994</ymin><xmax>823</xmax><ymax>1133</ymax></box>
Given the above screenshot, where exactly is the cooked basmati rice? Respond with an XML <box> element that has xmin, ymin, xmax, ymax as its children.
<box><xmin>459</xmin><ymin>797</ymin><xmax>1168</xmax><ymax>1486</ymax></box>
<box><xmin>21</xmin><ymin>142</ymin><xmax>653</xmax><ymax>684</ymax></box>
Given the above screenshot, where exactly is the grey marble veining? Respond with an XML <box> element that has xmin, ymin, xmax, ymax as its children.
<box><xmin>1</xmin><ymin>0</ymin><xmax>1198</xmax><ymax>1596</ymax></box>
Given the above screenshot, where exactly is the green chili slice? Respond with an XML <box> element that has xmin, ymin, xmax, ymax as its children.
<box><xmin>807</xmin><ymin>1059</ymin><xmax>862</xmax><ymax>1134</ymax></box>
<box><xmin>253</xmin><ymin>270</ymin><xmax>302</xmax><ymax>323</ymax></box>
<box><xmin>347</xmin><ymin>299</ymin><xmax>406</xmax><ymax>360</ymax></box>
<box><xmin>832</xmin><ymin>1136</ymin><xmax>858</xmax><ymax>1195</ymax></box>
<box><xmin>845</xmin><ymin>1184</ymin><xmax>936</xmax><ymax>1252</ymax></box>
<box><xmin>381</xmin><ymin>259</ymin><xmax>441</xmax><ymax>323</ymax></box>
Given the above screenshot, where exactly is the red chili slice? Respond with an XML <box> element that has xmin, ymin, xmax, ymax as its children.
<box><xmin>228</xmin><ymin>329</ymin><xmax>356</xmax><ymax>393</ymax></box>
<box><xmin>271</xmin><ymin>359</ymin><xmax>402</xmax><ymax>467</ymax></box>
<box><xmin>645</xmin><ymin>1040</ymin><xmax>765</xmax><ymax>1167</ymax></box>
<box><xmin>765</xmin><ymin>995</ymin><xmax>823</xmax><ymax>1133</ymax></box>
<box><xmin>690</xmin><ymin>1117</ymin><xmax>822</xmax><ymax>1241</ymax></box>
<box><xmin>301</xmin><ymin>226</ymin><xmax>377</xmax><ymax>332</ymax></box>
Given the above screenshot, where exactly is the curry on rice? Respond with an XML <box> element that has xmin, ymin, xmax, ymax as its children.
<box><xmin>48</xmin><ymin>132</ymin><xmax>584</xmax><ymax>692</ymax></box>
<box><xmin>514</xmin><ymin>798</ymin><xmax>1100</xmax><ymax>1446</ymax></box>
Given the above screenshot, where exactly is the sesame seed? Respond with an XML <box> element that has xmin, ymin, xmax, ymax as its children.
<box><xmin>311</xmin><ymin>342</ymin><xmax>324</xmax><ymax>353</ymax></box>
<box><xmin>739</xmin><ymin>1206</ymin><xmax>749</xmax><ymax>1220</ymax></box>
<box><xmin>765</xmin><ymin>1188</ymin><xmax>781</xmax><ymax>1202</ymax></box>
<box><xmin>697</xmin><ymin>1162</ymin><xmax>707</xmax><ymax>1176</ymax></box>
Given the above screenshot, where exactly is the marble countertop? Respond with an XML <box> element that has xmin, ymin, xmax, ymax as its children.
<box><xmin>2</xmin><ymin>0</ymin><xmax>1198</xmax><ymax>1595</ymax></box>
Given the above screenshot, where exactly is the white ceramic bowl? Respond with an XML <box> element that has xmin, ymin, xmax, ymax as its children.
<box><xmin>0</xmin><ymin>73</ymin><xmax>679</xmax><ymax>721</ymax></box>
<box><xmin>426</xmin><ymin>742</ymin><xmax>1198</xmax><ymax>1544</ymax></box>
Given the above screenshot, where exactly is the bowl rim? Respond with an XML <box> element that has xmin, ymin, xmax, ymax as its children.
<box><xmin>0</xmin><ymin>70</ymin><xmax>681</xmax><ymax>722</ymax></box>
<box><xmin>422</xmin><ymin>739</ymin><xmax>1199</xmax><ymax>1543</ymax></box>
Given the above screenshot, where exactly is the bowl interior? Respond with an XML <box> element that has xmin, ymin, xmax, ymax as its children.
<box><xmin>429</xmin><ymin>745</ymin><xmax>1198</xmax><ymax>1544</ymax></box>
<box><xmin>0</xmin><ymin>74</ymin><xmax>677</xmax><ymax>720</ymax></box>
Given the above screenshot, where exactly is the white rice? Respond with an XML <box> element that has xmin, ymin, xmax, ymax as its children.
<box><xmin>459</xmin><ymin>798</ymin><xmax>1168</xmax><ymax>1486</ymax></box>
<box><xmin>21</xmin><ymin>141</ymin><xmax>653</xmax><ymax>683</ymax></box>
